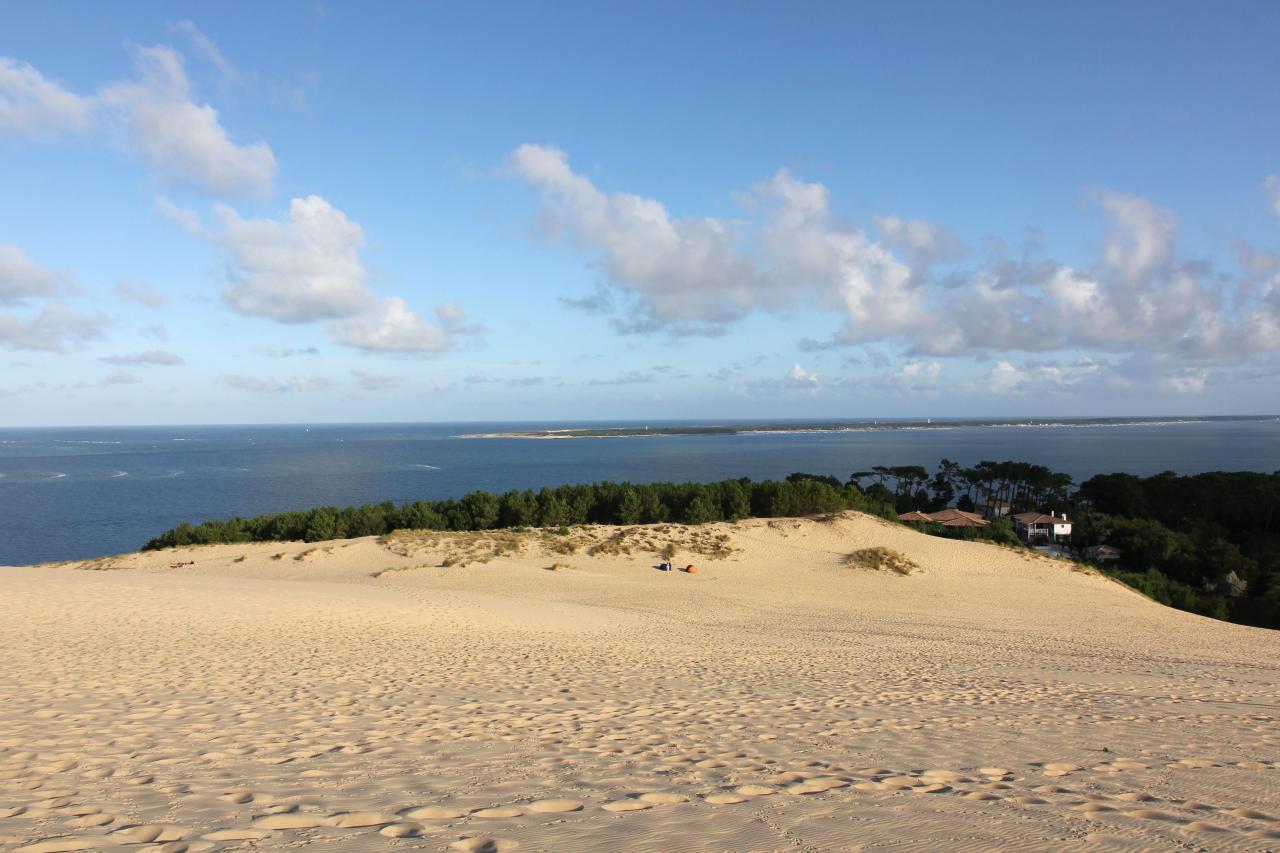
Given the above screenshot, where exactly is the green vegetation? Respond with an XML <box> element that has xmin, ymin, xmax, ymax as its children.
<box><xmin>1073</xmin><ymin>471</ymin><xmax>1280</xmax><ymax>628</ymax></box>
<box><xmin>846</xmin><ymin>547</ymin><xmax>917</xmax><ymax>575</ymax></box>
<box><xmin>144</xmin><ymin>475</ymin><xmax>896</xmax><ymax>551</ymax></box>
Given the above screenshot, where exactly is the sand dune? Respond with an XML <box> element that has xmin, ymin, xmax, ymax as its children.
<box><xmin>2</xmin><ymin>512</ymin><xmax>1278</xmax><ymax>851</ymax></box>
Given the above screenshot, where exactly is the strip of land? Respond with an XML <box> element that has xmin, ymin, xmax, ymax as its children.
<box><xmin>2</xmin><ymin>512</ymin><xmax>1279</xmax><ymax>851</ymax></box>
<box><xmin>456</xmin><ymin>414</ymin><xmax>1276</xmax><ymax>439</ymax></box>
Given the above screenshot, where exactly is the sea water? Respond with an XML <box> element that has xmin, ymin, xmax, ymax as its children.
<box><xmin>1</xmin><ymin>418</ymin><xmax>1277</xmax><ymax>565</ymax></box>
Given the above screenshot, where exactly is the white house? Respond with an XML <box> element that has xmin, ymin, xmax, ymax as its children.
<box><xmin>1013</xmin><ymin>511</ymin><xmax>1072</xmax><ymax>544</ymax></box>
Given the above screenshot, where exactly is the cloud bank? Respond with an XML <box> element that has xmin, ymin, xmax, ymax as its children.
<box><xmin>513</xmin><ymin>145</ymin><xmax>1280</xmax><ymax>393</ymax></box>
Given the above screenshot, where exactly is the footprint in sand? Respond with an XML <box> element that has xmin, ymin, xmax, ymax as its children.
<box><xmin>1125</xmin><ymin>809</ymin><xmax>1180</xmax><ymax>821</ymax></box>
<box><xmin>112</xmin><ymin>825</ymin><xmax>189</xmax><ymax>843</ymax></box>
<box><xmin>1040</xmin><ymin>762</ymin><xmax>1081</xmax><ymax>777</ymax></box>
<box><xmin>18</xmin><ymin>840</ymin><xmax>100</xmax><ymax>853</ymax></box>
<box><xmin>912</xmin><ymin>783</ymin><xmax>951</xmax><ymax>794</ymax></box>
<box><xmin>736</xmin><ymin>785</ymin><xmax>775</xmax><ymax>796</ymax></box>
<box><xmin>380</xmin><ymin>822</ymin><xmax>427</xmax><ymax>838</ymax></box>
<box><xmin>404</xmin><ymin>806</ymin><xmax>471</xmax><ymax>820</ymax></box>
<box><xmin>472</xmin><ymin>806</ymin><xmax>524</xmax><ymax>819</ymax></box>
<box><xmin>450</xmin><ymin>837</ymin><xmax>519</xmax><ymax>852</ymax></box>
<box><xmin>524</xmin><ymin>799</ymin><xmax>583</xmax><ymax>814</ymax></box>
<box><xmin>329</xmin><ymin>811</ymin><xmax>392</xmax><ymax>827</ymax></box>
<box><xmin>202</xmin><ymin>829</ymin><xmax>273</xmax><ymax>841</ymax></box>
<box><xmin>252</xmin><ymin>813</ymin><xmax>329</xmax><ymax>829</ymax></box>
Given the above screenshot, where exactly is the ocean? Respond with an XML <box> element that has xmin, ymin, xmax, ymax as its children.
<box><xmin>1</xmin><ymin>418</ymin><xmax>1278</xmax><ymax>566</ymax></box>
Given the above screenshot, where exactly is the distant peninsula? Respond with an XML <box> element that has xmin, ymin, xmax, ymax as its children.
<box><xmin>457</xmin><ymin>414</ymin><xmax>1277</xmax><ymax>440</ymax></box>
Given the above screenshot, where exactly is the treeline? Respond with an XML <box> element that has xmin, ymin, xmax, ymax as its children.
<box><xmin>143</xmin><ymin>474</ymin><xmax>896</xmax><ymax>551</ymax></box>
<box><xmin>1073</xmin><ymin>471</ymin><xmax>1280</xmax><ymax>628</ymax></box>
<box><xmin>851</xmin><ymin>459</ymin><xmax>1074</xmax><ymax>515</ymax></box>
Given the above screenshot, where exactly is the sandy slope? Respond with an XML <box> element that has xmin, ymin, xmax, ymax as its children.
<box><xmin>2</xmin><ymin>512</ymin><xmax>1278</xmax><ymax>852</ymax></box>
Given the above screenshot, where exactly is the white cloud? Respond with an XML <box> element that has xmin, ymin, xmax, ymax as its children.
<box><xmin>511</xmin><ymin>144</ymin><xmax>766</xmax><ymax>334</ymax></box>
<box><xmin>99</xmin><ymin>371</ymin><xmax>141</xmax><ymax>386</ymax></box>
<box><xmin>99</xmin><ymin>46</ymin><xmax>276</xmax><ymax>197</ymax></box>
<box><xmin>2</xmin><ymin>46</ymin><xmax>275</xmax><ymax>197</ymax></box>
<box><xmin>218</xmin><ymin>195</ymin><xmax>370</xmax><ymax>322</ymax></box>
<box><xmin>335</xmin><ymin>297</ymin><xmax>469</xmax><ymax>353</ymax></box>
<box><xmin>587</xmin><ymin>370</ymin><xmax>655</xmax><ymax>386</ymax></box>
<box><xmin>0</xmin><ymin>58</ymin><xmax>92</xmax><ymax>137</ymax></box>
<box><xmin>744</xmin><ymin>363</ymin><xmax>821</xmax><ymax>394</ymax></box>
<box><xmin>100</xmin><ymin>350</ymin><xmax>184</xmax><ymax>366</ymax></box>
<box><xmin>1162</xmin><ymin>369</ymin><xmax>1208</xmax><ymax>394</ymax></box>
<box><xmin>0</xmin><ymin>303</ymin><xmax>108</xmax><ymax>352</ymax></box>
<box><xmin>172</xmin><ymin>21</ymin><xmax>240</xmax><ymax>84</ymax></box>
<box><xmin>786</xmin><ymin>363</ymin><xmax>819</xmax><ymax>388</ymax></box>
<box><xmin>0</xmin><ymin>244</ymin><xmax>67</xmax><ymax>303</ymax></box>
<box><xmin>351</xmin><ymin>369</ymin><xmax>402</xmax><ymax>391</ymax></box>
<box><xmin>115</xmin><ymin>279</ymin><xmax>165</xmax><ymax>308</ymax></box>
<box><xmin>255</xmin><ymin>346</ymin><xmax>319</xmax><ymax>358</ymax></box>
<box><xmin>154</xmin><ymin>194</ymin><xmax>205</xmax><ymax>235</ymax></box>
<box><xmin>986</xmin><ymin>359</ymin><xmax>1104</xmax><ymax>394</ymax></box>
<box><xmin>220</xmin><ymin>374</ymin><xmax>335</xmax><ymax>393</ymax></box>
<box><xmin>894</xmin><ymin>360</ymin><xmax>941</xmax><ymax>389</ymax></box>
<box><xmin>213</xmin><ymin>195</ymin><xmax>477</xmax><ymax>353</ymax></box>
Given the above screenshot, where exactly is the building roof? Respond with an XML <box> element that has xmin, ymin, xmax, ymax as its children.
<box><xmin>897</xmin><ymin>510</ymin><xmax>933</xmax><ymax>523</ymax></box>
<box><xmin>1013</xmin><ymin>512</ymin><xmax>1069</xmax><ymax>525</ymax></box>
<box><xmin>926</xmin><ymin>508</ymin><xmax>989</xmax><ymax>527</ymax></box>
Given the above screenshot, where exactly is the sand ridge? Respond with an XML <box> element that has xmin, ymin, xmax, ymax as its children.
<box><xmin>2</xmin><ymin>511</ymin><xmax>1279</xmax><ymax>851</ymax></box>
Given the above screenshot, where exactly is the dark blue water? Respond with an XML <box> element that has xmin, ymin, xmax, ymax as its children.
<box><xmin>1</xmin><ymin>419</ymin><xmax>1277</xmax><ymax>565</ymax></box>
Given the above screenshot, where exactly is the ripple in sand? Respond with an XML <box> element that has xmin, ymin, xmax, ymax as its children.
<box><xmin>601</xmin><ymin>800</ymin><xmax>650</xmax><ymax>812</ymax></box>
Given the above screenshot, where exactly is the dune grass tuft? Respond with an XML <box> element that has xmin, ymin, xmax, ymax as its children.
<box><xmin>845</xmin><ymin>546</ymin><xmax>918</xmax><ymax>576</ymax></box>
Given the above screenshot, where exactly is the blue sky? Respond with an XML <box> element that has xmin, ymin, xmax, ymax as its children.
<box><xmin>2</xmin><ymin>1</ymin><xmax>1279</xmax><ymax>426</ymax></box>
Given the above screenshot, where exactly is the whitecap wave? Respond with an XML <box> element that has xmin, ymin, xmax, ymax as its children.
<box><xmin>415</xmin><ymin>464</ymin><xmax>441</xmax><ymax>470</ymax></box>
<box><xmin>47</xmin><ymin>472</ymin><xmax>67</xmax><ymax>480</ymax></box>
<box><xmin>111</xmin><ymin>470</ymin><xmax>128</xmax><ymax>478</ymax></box>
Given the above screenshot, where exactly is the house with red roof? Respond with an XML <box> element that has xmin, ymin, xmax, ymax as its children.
<box><xmin>1013</xmin><ymin>511</ymin><xmax>1072</xmax><ymax>544</ymax></box>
